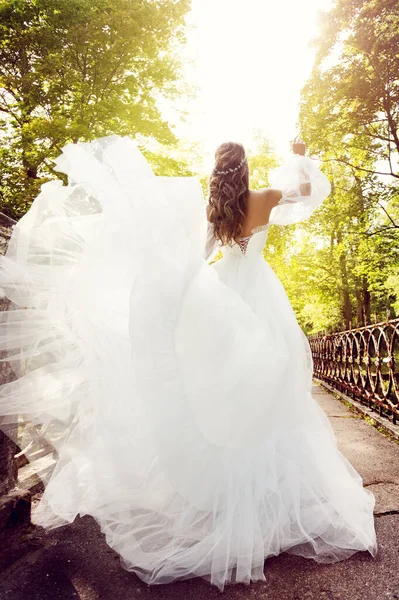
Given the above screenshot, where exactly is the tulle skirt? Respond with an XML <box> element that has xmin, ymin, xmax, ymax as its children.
<box><xmin>0</xmin><ymin>135</ymin><xmax>376</xmax><ymax>590</ymax></box>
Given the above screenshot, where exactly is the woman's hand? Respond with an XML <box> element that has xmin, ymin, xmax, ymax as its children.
<box><xmin>292</xmin><ymin>138</ymin><xmax>306</xmax><ymax>155</ymax></box>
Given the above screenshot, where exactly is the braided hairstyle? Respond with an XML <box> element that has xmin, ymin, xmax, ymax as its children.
<box><xmin>207</xmin><ymin>142</ymin><xmax>249</xmax><ymax>246</ymax></box>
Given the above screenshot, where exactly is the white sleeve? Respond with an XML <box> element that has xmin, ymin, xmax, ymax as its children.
<box><xmin>268</xmin><ymin>155</ymin><xmax>331</xmax><ymax>225</ymax></box>
<box><xmin>204</xmin><ymin>222</ymin><xmax>220</xmax><ymax>262</ymax></box>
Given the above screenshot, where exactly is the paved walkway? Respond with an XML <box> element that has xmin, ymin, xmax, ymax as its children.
<box><xmin>1</xmin><ymin>384</ymin><xmax>399</xmax><ymax>600</ymax></box>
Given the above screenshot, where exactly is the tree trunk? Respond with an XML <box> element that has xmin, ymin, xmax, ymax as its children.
<box><xmin>363</xmin><ymin>283</ymin><xmax>371</xmax><ymax>325</ymax></box>
<box><xmin>337</xmin><ymin>231</ymin><xmax>352</xmax><ymax>329</ymax></box>
<box><xmin>355</xmin><ymin>286</ymin><xmax>363</xmax><ymax>326</ymax></box>
<box><xmin>355</xmin><ymin>277</ymin><xmax>371</xmax><ymax>326</ymax></box>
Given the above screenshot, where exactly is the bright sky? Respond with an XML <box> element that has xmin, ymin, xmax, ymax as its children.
<box><xmin>170</xmin><ymin>0</ymin><xmax>333</xmax><ymax>168</ymax></box>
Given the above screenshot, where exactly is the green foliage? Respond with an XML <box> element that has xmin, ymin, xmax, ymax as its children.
<box><xmin>247</xmin><ymin>133</ymin><xmax>280</xmax><ymax>189</ymax></box>
<box><xmin>241</xmin><ymin>21</ymin><xmax>399</xmax><ymax>333</ymax></box>
<box><xmin>3</xmin><ymin>0</ymin><xmax>399</xmax><ymax>336</ymax></box>
<box><xmin>279</xmin><ymin>0</ymin><xmax>399</xmax><ymax>332</ymax></box>
<box><xmin>0</xmin><ymin>0</ymin><xmax>191</xmax><ymax>219</ymax></box>
<box><xmin>301</xmin><ymin>0</ymin><xmax>399</xmax><ymax>174</ymax></box>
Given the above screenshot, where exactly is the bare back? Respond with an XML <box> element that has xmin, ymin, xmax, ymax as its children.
<box><xmin>238</xmin><ymin>188</ymin><xmax>282</xmax><ymax>238</ymax></box>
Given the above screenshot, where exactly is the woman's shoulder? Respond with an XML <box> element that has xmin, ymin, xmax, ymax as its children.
<box><xmin>251</xmin><ymin>187</ymin><xmax>270</xmax><ymax>198</ymax></box>
<box><xmin>250</xmin><ymin>188</ymin><xmax>282</xmax><ymax>207</ymax></box>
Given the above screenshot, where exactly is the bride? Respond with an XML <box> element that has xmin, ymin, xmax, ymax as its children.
<box><xmin>0</xmin><ymin>135</ymin><xmax>377</xmax><ymax>590</ymax></box>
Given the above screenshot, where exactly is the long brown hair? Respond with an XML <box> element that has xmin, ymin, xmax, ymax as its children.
<box><xmin>207</xmin><ymin>142</ymin><xmax>249</xmax><ymax>246</ymax></box>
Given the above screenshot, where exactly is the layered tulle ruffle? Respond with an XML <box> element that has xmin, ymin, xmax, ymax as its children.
<box><xmin>0</xmin><ymin>135</ymin><xmax>376</xmax><ymax>590</ymax></box>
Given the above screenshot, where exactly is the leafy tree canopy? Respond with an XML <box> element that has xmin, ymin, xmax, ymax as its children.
<box><xmin>0</xmin><ymin>0</ymin><xmax>191</xmax><ymax>218</ymax></box>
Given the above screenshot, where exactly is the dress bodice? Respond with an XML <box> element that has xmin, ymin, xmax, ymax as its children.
<box><xmin>220</xmin><ymin>224</ymin><xmax>270</xmax><ymax>259</ymax></box>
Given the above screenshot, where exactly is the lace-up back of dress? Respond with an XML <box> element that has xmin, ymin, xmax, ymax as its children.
<box><xmin>222</xmin><ymin>224</ymin><xmax>270</xmax><ymax>258</ymax></box>
<box><xmin>237</xmin><ymin>236</ymin><xmax>252</xmax><ymax>254</ymax></box>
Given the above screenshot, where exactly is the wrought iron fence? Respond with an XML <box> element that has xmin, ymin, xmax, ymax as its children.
<box><xmin>309</xmin><ymin>318</ymin><xmax>399</xmax><ymax>424</ymax></box>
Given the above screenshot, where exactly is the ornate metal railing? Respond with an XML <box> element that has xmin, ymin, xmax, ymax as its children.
<box><xmin>309</xmin><ymin>318</ymin><xmax>399</xmax><ymax>424</ymax></box>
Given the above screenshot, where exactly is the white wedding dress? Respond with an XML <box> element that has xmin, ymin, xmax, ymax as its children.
<box><xmin>0</xmin><ymin>135</ymin><xmax>376</xmax><ymax>590</ymax></box>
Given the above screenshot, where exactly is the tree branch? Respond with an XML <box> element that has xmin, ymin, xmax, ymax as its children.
<box><xmin>377</xmin><ymin>201</ymin><xmax>399</xmax><ymax>228</ymax></box>
<box><xmin>321</xmin><ymin>157</ymin><xmax>399</xmax><ymax>178</ymax></box>
<box><xmin>366</xmin><ymin>226</ymin><xmax>399</xmax><ymax>237</ymax></box>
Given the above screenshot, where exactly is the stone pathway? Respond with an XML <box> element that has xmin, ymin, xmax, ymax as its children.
<box><xmin>0</xmin><ymin>384</ymin><xmax>398</xmax><ymax>600</ymax></box>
